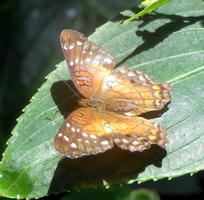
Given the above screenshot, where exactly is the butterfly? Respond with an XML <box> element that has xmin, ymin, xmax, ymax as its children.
<box><xmin>54</xmin><ymin>29</ymin><xmax>171</xmax><ymax>158</ymax></box>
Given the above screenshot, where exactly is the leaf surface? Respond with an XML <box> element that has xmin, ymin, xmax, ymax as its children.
<box><xmin>1</xmin><ymin>0</ymin><xmax>204</xmax><ymax>198</ymax></box>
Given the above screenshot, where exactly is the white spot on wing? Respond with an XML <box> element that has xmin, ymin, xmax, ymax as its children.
<box><xmin>90</xmin><ymin>134</ymin><xmax>97</xmax><ymax>139</ymax></box>
<box><xmin>128</xmin><ymin>71</ymin><xmax>136</xmax><ymax>77</ymax></box>
<box><xmin>101</xmin><ymin>140</ymin><xmax>109</xmax><ymax>146</ymax></box>
<box><xmin>70</xmin><ymin>143</ymin><xmax>77</xmax><ymax>148</ymax></box>
<box><xmin>66</xmin><ymin>123</ymin><xmax>70</xmax><ymax>128</ymax></box>
<box><xmin>104</xmin><ymin>57</ymin><xmax>112</xmax><ymax>64</ymax></box>
<box><xmin>144</xmin><ymin>74</ymin><xmax>151</xmax><ymax>80</ymax></box>
<box><xmin>114</xmin><ymin>138</ymin><xmax>120</xmax><ymax>143</ymax></box>
<box><xmin>64</xmin><ymin>135</ymin><xmax>69</xmax><ymax>142</ymax></box>
<box><xmin>129</xmin><ymin>145</ymin><xmax>136</xmax><ymax>152</ymax></box>
<box><xmin>58</xmin><ymin>133</ymin><xmax>63</xmax><ymax>137</ymax></box>
<box><xmin>82</xmin><ymin>132</ymin><xmax>88</xmax><ymax>137</ymax></box>
<box><xmin>69</xmin><ymin>45</ymin><xmax>74</xmax><ymax>50</ymax></box>
<box><xmin>119</xmin><ymin>67</ymin><xmax>127</xmax><ymax>74</ymax></box>
<box><xmin>104</xmin><ymin>122</ymin><xmax>112</xmax><ymax>133</ymax></box>
<box><xmin>75</xmin><ymin>58</ymin><xmax>79</xmax><ymax>63</ymax></box>
<box><xmin>70</xmin><ymin>61</ymin><xmax>74</xmax><ymax>66</ymax></box>
<box><xmin>86</xmin><ymin>58</ymin><xmax>91</xmax><ymax>62</ymax></box>
<box><xmin>155</xmin><ymin>100</ymin><xmax>161</xmax><ymax>107</ymax></box>
<box><xmin>139</xmin><ymin>75</ymin><xmax>145</xmax><ymax>81</ymax></box>
<box><xmin>124</xmin><ymin>112</ymin><xmax>136</xmax><ymax>117</ymax></box>
<box><xmin>77</xmin><ymin>41</ymin><xmax>83</xmax><ymax>46</ymax></box>
<box><xmin>71</xmin><ymin>127</ymin><xmax>76</xmax><ymax>132</ymax></box>
<box><xmin>63</xmin><ymin>43</ymin><xmax>68</xmax><ymax>50</ymax></box>
<box><xmin>122</xmin><ymin>138</ymin><xmax>129</xmax><ymax>144</ymax></box>
<box><xmin>132</xmin><ymin>141</ymin><xmax>139</xmax><ymax>146</ymax></box>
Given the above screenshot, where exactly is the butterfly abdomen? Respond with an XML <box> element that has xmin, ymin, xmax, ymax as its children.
<box><xmin>105</xmin><ymin>100</ymin><xmax>138</xmax><ymax>113</ymax></box>
<box><xmin>79</xmin><ymin>98</ymin><xmax>106</xmax><ymax>110</ymax></box>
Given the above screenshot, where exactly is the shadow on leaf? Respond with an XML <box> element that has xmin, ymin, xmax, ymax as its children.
<box><xmin>49</xmin><ymin>145</ymin><xmax>166</xmax><ymax>194</ymax></box>
<box><xmin>115</xmin><ymin>12</ymin><xmax>204</xmax><ymax>66</ymax></box>
<box><xmin>51</xmin><ymin>80</ymin><xmax>81</xmax><ymax>118</ymax></box>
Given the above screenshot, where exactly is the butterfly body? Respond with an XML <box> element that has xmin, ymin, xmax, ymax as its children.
<box><xmin>54</xmin><ymin>29</ymin><xmax>172</xmax><ymax>158</ymax></box>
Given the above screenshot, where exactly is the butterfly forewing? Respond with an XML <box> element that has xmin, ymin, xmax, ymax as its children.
<box><xmin>60</xmin><ymin>29</ymin><xmax>116</xmax><ymax>99</ymax></box>
<box><xmin>100</xmin><ymin>67</ymin><xmax>171</xmax><ymax>115</ymax></box>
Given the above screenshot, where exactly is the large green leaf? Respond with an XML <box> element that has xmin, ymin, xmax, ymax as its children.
<box><xmin>1</xmin><ymin>0</ymin><xmax>204</xmax><ymax>198</ymax></box>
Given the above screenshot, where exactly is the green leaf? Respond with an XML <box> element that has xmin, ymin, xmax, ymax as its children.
<box><xmin>123</xmin><ymin>0</ymin><xmax>172</xmax><ymax>23</ymax></box>
<box><xmin>1</xmin><ymin>0</ymin><xmax>204</xmax><ymax>198</ymax></box>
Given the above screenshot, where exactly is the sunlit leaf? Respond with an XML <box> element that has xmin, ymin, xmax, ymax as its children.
<box><xmin>0</xmin><ymin>0</ymin><xmax>204</xmax><ymax>198</ymax></box>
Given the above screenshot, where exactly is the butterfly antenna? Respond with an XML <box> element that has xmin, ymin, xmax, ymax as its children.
<box><xmin>54</xmin><ymin>72</ymin><xmax>80</xmax><ymax>98</ymax></box>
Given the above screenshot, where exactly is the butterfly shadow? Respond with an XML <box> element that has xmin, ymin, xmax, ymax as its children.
<box><xmin>140</xmin><ymin>103</ymin><xmax>170</xmax><ymax>120</ymax></box>
<box><xmin>50</xmin><ymin>80</ymin><xmax>81</xmax><ymax>118</ymax></box>
<box><xmin>48</xmin><ymin>144</ymin><xmax>166</xmax><ymax>194</ymax></box>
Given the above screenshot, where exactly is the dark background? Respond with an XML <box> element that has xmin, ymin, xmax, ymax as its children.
<box><xmin>0</xmin><ymin>0</ymin><xmax>204</xmax><ymax>199</ymax></box>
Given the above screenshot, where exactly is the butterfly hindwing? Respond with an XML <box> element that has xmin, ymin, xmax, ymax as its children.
<box><xmin>102</xmin><ymin>110</ymin><xmax>168</xmax><ymax>151</ymax></box>
<box><xmin>54</xmin><ymin>107</ymin><xmax>114</xmax><ymax>158</ymax></box>
<box><xmin>54</xmin><ymin>107</ymin><xmax>168</xmax><ymax>158</ymax></box>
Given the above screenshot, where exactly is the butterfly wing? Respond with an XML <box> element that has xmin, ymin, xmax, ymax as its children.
<box><xmin>54</xmin><ymin>107</ymin><xmax>167</xmax><ymax>158</ymax></box>
<box><xmin>54</xmin><ymin>107</ymin><xmax>114</xmax><ymax>158</ymax></box>
<box><xmin>60</xmin><ymin>29</ymin><xmax>116</xmax><ymax>98</ymax></box>
<box><xmin>100</xmin><ymin>67</ymin><xmax>172</xmax><ymax>115</ymax></box>
<box><xmin>107</xmin><ymin>112</ymin><xmax>168</xmax><ymax>152</ymax></box>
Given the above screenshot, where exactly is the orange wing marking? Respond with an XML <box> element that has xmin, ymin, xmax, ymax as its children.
<box><xmin>76</xmin><ymin>80</ymin><xmax>92</xmax><ymax>86</ymax></box>
<box><xmin>74</xmin><ymin>71</ymin><xmax>92</xmax><ymax>87</ymax></box>
<box><xmin>71</xmin><ymin>112</ymin><xmax>91</xmax><ymax>125</ymax></box>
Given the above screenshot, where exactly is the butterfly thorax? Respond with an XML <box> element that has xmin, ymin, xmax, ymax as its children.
<box><xmin>79</xmin><ymin>98</ymin><xmax>106</xmax><ymax>110</ymax></box>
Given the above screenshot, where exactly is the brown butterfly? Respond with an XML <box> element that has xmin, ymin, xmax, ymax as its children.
<box><xmin>54</xmin><ymin>29</ymin><xmax>171</xmax><ymax>158</ymax></box>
